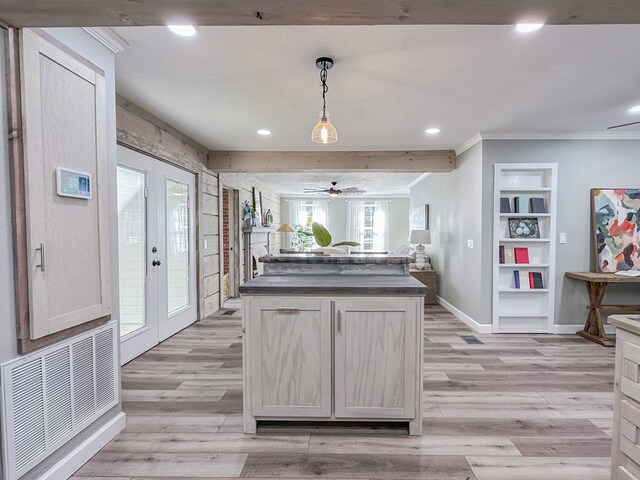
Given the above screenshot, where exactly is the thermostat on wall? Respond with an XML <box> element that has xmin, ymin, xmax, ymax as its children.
<box><xmin>56</xmin><ymin>167</ymin><xmax>92</xmax><ymax>199</ymax></box>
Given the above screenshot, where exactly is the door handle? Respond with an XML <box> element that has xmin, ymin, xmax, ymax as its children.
<box><xmin>35</xmin><ymin>243</ymin><xmax>45</xmax><ymax>271</ymax></box>
<box><xmin>152</xmin><ymin>260</ymin><xmax>162</xmax><ymax>266</ymax></box>
<box><xmin>337</xmin><ymin>310</ymin><xmax>341</xmax><ymax>334</ymax></box>
<box><xmin>276</xmin><ymin>307</ymin><xmax>300</xmax><ymax>314</ymax></box>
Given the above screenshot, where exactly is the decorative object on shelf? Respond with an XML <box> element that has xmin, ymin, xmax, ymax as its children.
<box><xmin>311</xmin><ymin>57</ymin><xmax>338</xmax><ymax>144</ymax></box>
<box><xmin>276</xmin><ymin>222</ymin><xmax>294</xmax><ymax>247</ymax></box>
<box><xmin>530</xmin><ymin>197</ymin><xmax>546</xmax><ymax>213</ymax></box>
<box><xmin>263</xmin><ymin>208</ymin><xmax>273</xmax><ymax>227</ymax></box>
<box><xmin>242</xmin><ymin>200</ymin><xmax>255</xmax><ymax>227</ymax></box>
<box><xmin>591</xmin><ymin>188</ymin><xmax>640</xmax><ymax>272</ymax></box>
<box><xmin>409</xmin><ymin>205</ymin><xmax>429</xmax><ymax>230</ymax></box>
<box><xmin>508</xmin><ymin>218</ymin><xmax>540</xmax><ymax>239</ymax></box>
<box><xmin>253</xmin><ymin>188</ymin><xmax>263</xmax><ymax>226</ymax></box>
<box><xmin>410</xmin><ymin>229</ymin><xmax>431</xmax><ymax>270</ymax></box>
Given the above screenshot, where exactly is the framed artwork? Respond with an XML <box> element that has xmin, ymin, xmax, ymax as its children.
<box><xmin>591</xmin><ymin>188</ymin><xmax>640</xmax><ymax>272</ymax></box>
<box><xmin>253</xmin><ymin>188</ymin><xmax>263</xmax><ymax>226</ymax></box>
<box><xmin>508</xmin><ymin>218</ymin><xmax>540</xmax><ymax>239</ymax></box>
<box><xmin>409</xmin><ymin>204</ymin><xmax>430</xmax><ymax>230</ymax></box>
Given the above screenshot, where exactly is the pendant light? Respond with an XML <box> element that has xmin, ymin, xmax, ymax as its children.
<box><xmin>311</xmin><ymin>57</ymin><xmax>338</xmax><ymax>144</ymax></box>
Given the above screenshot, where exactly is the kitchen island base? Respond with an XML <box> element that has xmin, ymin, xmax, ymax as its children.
<box><xmin>242</xmin><ymin>294</ymin><xmax>424</xmax><ymax>436</ymax></box>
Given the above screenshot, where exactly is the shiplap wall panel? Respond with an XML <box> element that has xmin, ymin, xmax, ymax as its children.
<box><xmin>116</xmin><ymin>99</ymin><xmax>221</xmax><ymax>318</ymax></box>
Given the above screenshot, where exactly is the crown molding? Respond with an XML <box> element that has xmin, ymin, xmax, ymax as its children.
<box><xmin>481</xmin><ymin>131</ymin><xmax>640</xmax><ymax>140</ymax></box>
<box><xmin>408</xmin><ymin>172</ymin><xmax>431</xmax><ymax>188</ymax></box>
<box><xmin>455</xmin><ymin>133</ymin><xmax>483</xmax><ymax>156</ymax></box>
<box><xmin>82</xmin><ymin>27</ymin><xmax>129</xmax><ymax>53</ymax></box>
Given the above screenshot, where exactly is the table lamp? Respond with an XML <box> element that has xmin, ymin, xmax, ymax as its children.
<box><xmin>276</xmin><ymin>223</ymin><xmax>295</xmax><ymax>250</ymax></box>
<box><xmin>410</xmin><ymin>229</ymin><xmax>431</xmax><ymax>270</ymax></box>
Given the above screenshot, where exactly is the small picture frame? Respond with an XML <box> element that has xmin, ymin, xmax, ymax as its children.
<box><xmin>508</xmin><ymin>218</ymin><xmax>540</xmax><ymax>239</ymax></box>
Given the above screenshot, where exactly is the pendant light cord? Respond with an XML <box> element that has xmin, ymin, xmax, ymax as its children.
<box><xmin>320</xmin><ymin>63</ymin><xmax>328</xmax><ymax>118</ymax></box>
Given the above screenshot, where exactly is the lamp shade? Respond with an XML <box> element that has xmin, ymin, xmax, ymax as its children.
<box><xmin>311</xmin><ymin>114</ymin><xmax>338</xmax><ymax>144</ymax></box>
<box><xmin>410</xmin><ymin>229</ymin><xmax>431</xmax><ymax>245</ymax></box>
<box><xmin>276</xmin><ymin>223</ymin><xmax>295</xmax><ymax>233</ymax></box>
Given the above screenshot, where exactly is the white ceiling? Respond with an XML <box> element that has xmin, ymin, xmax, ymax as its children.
<box><xmin>251</xmin><ymin>172</ymin><xmax>422</xmax><ymax>196</ymax></box>
<box><xmin>112</xmin><ymin>25</ymin><xmax>640</xmax><ymax>152</ymax></box>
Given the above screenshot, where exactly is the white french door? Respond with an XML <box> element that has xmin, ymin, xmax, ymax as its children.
<box><xmin>117</xmin><ymin>145</ymin><xmax>197</xmax><ymax>364</ymax></box>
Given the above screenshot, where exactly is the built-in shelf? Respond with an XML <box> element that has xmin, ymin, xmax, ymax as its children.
<box><xmin>500</xmin><ymin>213</ymin><xmax>551</xmax><ymax>218</ymax></box>
<box><xmin>493</xmin><ymin>163</ymin><xmax>558</xmax><ymax>334</ymax></box>
<box><xmin>499</xmin><ymin>288</ymin><xmax>549</xmax><ymax>293</ymax></box>
<box><xmin>499</xmin><ymin>238</ymin><xmax>550</xmax><ymax>243</ymax></box>
<box><xmin>500</xmin><ymin>187</ymin><xmax>553</xmax><ymax>193</ymax></box>
<box><xmin>499</xmin><ymin>264</ymin><xmax>550</xmax><ymax>268</ymax></box>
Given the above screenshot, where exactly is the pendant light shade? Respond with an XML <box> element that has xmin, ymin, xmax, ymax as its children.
<box><xmin>311</xmin><ymin>110</ymin><xmax>338</xmax><ymax>144</ymax></box>
<box><xmin>311</xmin><ymin>57</ymin><xmax>338</xmax><ymax>144</ymax></box>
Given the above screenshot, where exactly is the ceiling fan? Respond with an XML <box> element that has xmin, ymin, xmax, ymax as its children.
<box><xmin>303</xmin><ymin>181</ymin><xmax>366</xmax><ymax>197</ymax></box>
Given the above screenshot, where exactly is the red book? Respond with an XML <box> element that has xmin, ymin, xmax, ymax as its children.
<box><xmin>514</xmin><ymin>247</ymin><xmax>529</xmax><ymax>264</ymax></box>
<box><xmin>529</xmin><ymin>272</ymin><xmax>535</xmax><ymax>289</ymax></box>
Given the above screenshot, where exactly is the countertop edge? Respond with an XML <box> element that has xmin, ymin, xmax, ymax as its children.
<box><xmin>609</xmin><ymin>315</ymin><xmax>640</xmax><ymax>335</ymax></box>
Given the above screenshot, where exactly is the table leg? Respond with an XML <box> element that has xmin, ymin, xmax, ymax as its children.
<box><xmin>577</xmin><ymin>281</ymin><xmax>614</xmax><ymax>347</ymax></box>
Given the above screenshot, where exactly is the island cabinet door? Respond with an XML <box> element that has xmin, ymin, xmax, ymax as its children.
<box><xmin>248</xmin><ymin>297</ymin><xmax>332</xmax><ymax>417</ymax></box>
<box><xmin>334</xmin><ymin>298</ymin><xmax>417</xmax><ymax>419</ymax></box>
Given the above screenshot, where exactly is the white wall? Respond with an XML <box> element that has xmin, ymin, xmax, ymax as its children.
<box><xmin>410</xmin><ymin>143</ymin><xmax>486</xmax><ymax>322</ymax></box>
<box><xmin>281</xmin><ymin>197</ymin><xmax>410</xmax><ymax>251</ymax></box>
<box><xmin>482</xmin><ymin>139</ymin><xmax>640</xmax><ymax>326</ymax></box>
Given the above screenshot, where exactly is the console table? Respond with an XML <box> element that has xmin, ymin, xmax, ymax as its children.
<box><xmin>565</xmin><ymin>272</ymin><xmax>640</xmax><ymax>347</ymax></box>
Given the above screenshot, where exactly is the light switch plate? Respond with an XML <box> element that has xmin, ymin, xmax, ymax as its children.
<box><xmin>204</xmin><ymin>239</ymin><xmax>208</xmax><ymax>250</ymax></box>
<box><xmin>467</xmin><ymin>239</ymin><xmax>474</xmax><ymax>249</ymax></box>
<box><xmin>559</xmin><ymin>233</ymin><xmax>567</xmax><ymax>244</ymax></box>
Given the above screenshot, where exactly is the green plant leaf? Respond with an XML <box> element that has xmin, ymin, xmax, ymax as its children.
<box><xmin>333</xmin><ymin>241</ymin><xmax>360</xmax><ymax>247</ymax></box>
<box><xmin>312</xmin><ymin>222</ymin><xmax>332</xmax><ymax>247</ymax></box>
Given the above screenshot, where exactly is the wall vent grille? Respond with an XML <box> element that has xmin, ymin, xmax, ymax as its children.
<box><xmin>1</xmin><ymin>321</ymin><xmax>118</xmax><ymax>479</ymax></box>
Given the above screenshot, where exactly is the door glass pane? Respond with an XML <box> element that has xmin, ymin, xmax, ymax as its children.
<box><xmin>117</xmin><ymin>167</ymin><xmax>146</xmax><ymax>336</ymax></box>
<box><xmin>166</xmin><ymin>179</ymin><xmax>190</xmax><ymax>315</ymax></box>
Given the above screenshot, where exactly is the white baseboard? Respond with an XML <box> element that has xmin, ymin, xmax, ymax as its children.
<box><xmin>436</xmin><ymin>296</ymin><xmax>492</xmax><ymax>333</ymax></box>
<box><xmin>38</xmin><ymin>412</ymin><xmax>125</xmax><ymax>480</ymax></box>
<box><xmin>551</xmin><ymin>324</ymin><xmax>616</xmax><ymax>336</ymax></box>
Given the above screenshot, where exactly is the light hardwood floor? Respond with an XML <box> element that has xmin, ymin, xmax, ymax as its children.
<box><xmin>73</xmin><ymin>305</ymin><xmax>614</xmax><ymax>479</ymax></box>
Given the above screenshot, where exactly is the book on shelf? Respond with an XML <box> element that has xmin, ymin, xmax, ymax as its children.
<box><xmin>514</xmin><ymin>196</ymin><xmax>530</xmax><ymax>214</ymax></box>
<box><xmin>513</xmin><ymin>270</ymin><xmax>520</xmax><ymax>289</ymax></box>
<box><xmin>500</xmin><ymin>197</ymin><xmax>511</xmax><ymax>213</ymax></box>
<box><xmin>499</xmin><ymin>245</ymin><xmax>505</xmax><ymax>263</ymax></box>
<box><xmin>518</xmin><ymin>270</ymin><xmax>531</xmax><ymax>289</ymax></box>
<box><xmin>514</xmin><ymin>247</ymin><xmax>529</xmax><ymax>264</ymax></box>
<box><xmin>531</xmin><ymin>272</ymin><xmax>544</xmax><ymax>289</ymax></box>
<box><xmin>530</xmin><ymin>197</ymin><xmax>546</xmax><ymax>213</ymax></box>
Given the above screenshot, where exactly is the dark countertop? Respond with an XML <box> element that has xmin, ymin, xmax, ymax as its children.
<box><xmin>239</xmin><ymin>274</ymin><xmax>427</xmax><ymax>296</ymax></box>
<box><xmin>259</xmin><ymin>254</ymin><xmax>411</xmax><ymax>265</ymax></box>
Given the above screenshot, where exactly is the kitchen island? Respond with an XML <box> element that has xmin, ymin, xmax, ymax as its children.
<box><xmin>240</xmin><ymin>254</ymin><xmax>426</xmax><ymax>435</ymax></box>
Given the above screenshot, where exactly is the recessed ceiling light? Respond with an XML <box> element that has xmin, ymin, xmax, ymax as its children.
<box><xmin>425</xmin><ymin>128</ymin><xmax>440</xmax><ymax>135</ymax></box>
<box><xmin>516</xmin><ymin>23</ymin><xmax>544</xmax><ymax>33</ymax></box>
<box><xmin>630</xmin><ymin>105</ymin><xmax>640</xmax><ymax>113</ymax></box>
<box><xmin>257</xmin><ymin>129</ymin><xmax>272</xmax><ymax>136</ymax></box>
<box><xmin>167</xmin><ymin>25</ymin><xmax>197</xmax><ymax>37</ymax></box>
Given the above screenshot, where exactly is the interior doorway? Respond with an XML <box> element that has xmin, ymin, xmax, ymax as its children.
<box><xmin>116</xmin><ymin>145</ymin><xmax>198</xmax><ymax>364</ymax></box>
<box><xmin>222</xmin><ymin>187</ymin><xmax>241</xmax><ymax>305</ymax></box>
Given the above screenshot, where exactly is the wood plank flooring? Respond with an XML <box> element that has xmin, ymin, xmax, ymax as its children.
<box><xmin>73</xmin><ymin>305</ymin><xmax>615</xmax><ymax>479</ymax></box>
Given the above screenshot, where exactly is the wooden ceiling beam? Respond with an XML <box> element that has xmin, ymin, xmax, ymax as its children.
<box><xmin>2</xmin><ymin>0</ymin><xmax>640</xmax><ymax>27</ymax></box>
<box><xmin>208</xmin><ymin>150</ymin><xmax>456</xmax><ymax>173</ymax></box>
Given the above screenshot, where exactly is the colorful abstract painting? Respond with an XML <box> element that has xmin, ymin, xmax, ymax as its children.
<box><xmin>592</xmin><ymin>189</ymin><xmax>640</xmax><ymax>272</ymax></box>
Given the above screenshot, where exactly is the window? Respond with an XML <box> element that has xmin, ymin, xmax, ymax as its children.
<box><xmin>347</xmin><ymin>200</ymin><xmax>389</xmax><ymax>252</ymax></box>
<box><xmin>287</xmin><ymin>199</ymin><xmax>329</xmax><ymax>249</ymax></box>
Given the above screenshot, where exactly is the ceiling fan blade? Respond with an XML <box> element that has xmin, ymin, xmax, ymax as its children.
<box><xmin>303</xmin><ymin>188</ymin><xmax>329</xmax><ymax>192</ymax></box>
<box><xmin>607</xmin><ymin>120</ymin><xmax>640</xmax><ymax>130</ymax></box>
<box><xmin>340</xmin><ymin>187</ymin><xmax>367</xmax><ymax>194</ymax></box>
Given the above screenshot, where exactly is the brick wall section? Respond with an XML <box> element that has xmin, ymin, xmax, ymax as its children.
<box><xmin>222</xmin><ymin>189</ymin><xmax>230</xmax><ymax>275</ymax></box>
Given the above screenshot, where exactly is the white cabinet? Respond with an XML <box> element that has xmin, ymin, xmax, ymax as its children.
<box><xmin>243</xmin><ymin>295</ymin><xmax>423</xmax><ymax>435</ymax></box>
<box><xmin>20</xmin><ymin>29</ymin><xmax>111</xmax><ymax>340</ymax></box>
<box><xmin>334</xmin><ymin>298</ymin><xmax>417</xmax><ymax>419</ymax></box>
<box><xmin>247</xmin><ymin>297</ymin><xmax>332</xmax><ymax>417</ymax></box>
<box><xmin>492</xmin><ymin>163</ymin><xmax>557</xmax><ymax>333</ymax></box>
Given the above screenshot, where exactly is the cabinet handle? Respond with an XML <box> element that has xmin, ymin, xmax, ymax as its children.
<box><xmin>276</xmin><ymin>307</ymin><xmax>300</xmax><ymax>314</ymax></box>
<box><xmin>35</xmin><ymin>243</ymin><xmax>45</xmax><ymax>272</ymax></box>
<box><xmin>337</xmin><ymin>310</ymin><xmax>341</xmax><ymax>334</ymax></box>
